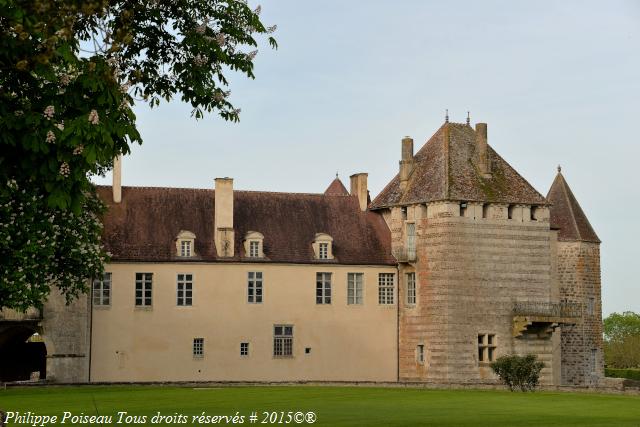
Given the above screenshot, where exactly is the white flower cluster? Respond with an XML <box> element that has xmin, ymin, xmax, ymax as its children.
<box><xmin>88</xmin><ymin>109</ymin><xmax>99</xmax><ymax>125</ymax></box>
<box><xmin>46</xmin><ymin>130</ymin><xmax>56</xmax><ymax>144</ymax></box>
<box><xmin>73</xmin><ymin>145</ymin><xmax>84</xmax><ymax>155</ymax></box>
<box><xmin>59</xmin><ymin>162</ymin><xmax>70</xmax><ymax>177</ymax></box>
<box><xmin>193</xmin><ymin>54</ymin><xmax>207</xmax><ymax>66</ymax></box>
<box><xmin>43</xmin><ymin>105</ymin><xmax>55</xmax><ymax>119</ymax></box>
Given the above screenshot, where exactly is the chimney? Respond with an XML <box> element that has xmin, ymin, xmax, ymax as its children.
<box><xmin>475</xmin><ymin>123</ymin><xmax>491</xmax><ymax>177</ymax></box>
<box><xmin>113</xmin><ymin>155</ymin><xmax>122</xmax><ymax>203</ymax></box>
<box><xmin>399</xmin><ymin>136</ymin><xmax>414</xmax><ymax>191</ymax></box>
<box><xmin>214</xmin><ymin>177</ymin><xmax>235</xmax><ymax>257</ymax></box>
<box><xmin>349</xmin><ymin>173</ymin><xmax>368</xmax><ymax>211</ymax></box>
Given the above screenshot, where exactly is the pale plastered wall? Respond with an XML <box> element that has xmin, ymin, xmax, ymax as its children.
<box><xmin>90</xmin><ymin>263</ymin><xmax>398</xmax><ymax>382</ymax></box>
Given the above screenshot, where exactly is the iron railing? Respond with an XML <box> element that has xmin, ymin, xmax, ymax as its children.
<box><xmin>393</xmin><ymin>247</ymin><xmax>416</xmax><ymax>262</ymax></box>
<box><xmin>513</xmin><ymin>301</ymin><xmax>581</xmax><ymax>318</ymax></box>
<box><xmin>0</xmin><ymin>307</ymin><xmax>42</xmax><ymax>322</ymax></box>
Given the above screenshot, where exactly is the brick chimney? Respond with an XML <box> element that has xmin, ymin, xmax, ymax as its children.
<box><xmin>349</xmin><ymin>173</ymin><xmax>368</xmax><ymax>211</ymax></box>
<box><xmin>475</xmin><ymin>123</ymin><xmax>491</xmax><ymax>177</ymax></box>
<box><xmin>214</xmin><ymin>177</ymin><xmax>235</xmax><ymax>257</ymax></box>
<box><xmin>399</xmin><ymin>136</ymin><xmax>414</xmax><ymax>191</ymax></box>
<box><xmin>113</xmin><ymin>155</ymin><xmax>122</xmax><ymax>203</ymax></box>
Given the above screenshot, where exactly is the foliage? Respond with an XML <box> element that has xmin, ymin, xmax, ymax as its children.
<box><xmin>605</xmin><ymin>368</ymin><xmax>640</xmax><ymax>381</ymax></box>
<box><xmin>603</xmin><ymin>312</ymin><xmax>640</xmax><ymax>369</ymax></box>
<box><xmin>0</xmin><ymin>0</ymin><xmax>276</xmax><ymax>309</ymax></box>
<box><xmin>491</xmin><ymin>354</ymin><xmax>545</xmax><ymax>392</ymax></box>
<box><xmin>0</xmin><ymin>180</ymin><xmax>106</xmax><ymax>310</ymax></box>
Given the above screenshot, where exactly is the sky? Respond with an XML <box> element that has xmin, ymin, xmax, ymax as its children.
<box><xmin>93</xmin><ymin>1</ymin><xmax>640</xmax><ymax>316</ymax></box>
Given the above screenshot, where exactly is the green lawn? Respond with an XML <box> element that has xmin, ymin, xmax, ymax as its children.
<box><xmin>1</xmin><ymin>386</ymin><xmax>639</xmax><ymax>426</ymax></box>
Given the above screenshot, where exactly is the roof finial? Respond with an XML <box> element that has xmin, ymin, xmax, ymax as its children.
<box><xmin>445</xmin><ymin>109</ymin><xmax>449</xmax><ymax>123</ymax></box>
<box><xmin>466</xmin><ymin>111</ymin><xmax>470</xmax><ymax>125</ymax></box>
<box><xmin>557</xmin><ymin>165</ymin><xmax>562</xmax><ymax>173</ymax></box>
<box><xmin>336</xmin><ymin>171</ymin><xmax>339</xmax><ymax>179</ymax></box>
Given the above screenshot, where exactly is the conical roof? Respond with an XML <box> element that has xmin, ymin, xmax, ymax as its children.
<box><xmin>324</xmin><ymin>177</ymin><xmax>349</xmax><ymax>196</ymax></box>
<box><xmin>547</xmin><ymin>169</ymin><xmax>600</xmax><ymax>243</ymax></box>
<box><xmin>371</xmin><ymin>122</ymin><xmax>547</xmax><ymax>208</ymax></box>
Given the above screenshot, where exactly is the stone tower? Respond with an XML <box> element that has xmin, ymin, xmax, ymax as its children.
<box><xmin>547</xmin><ymin>168</ymin><xmax>603</xmax><ymax>385</ymax></box>
<box><xmin>371</xmin><ymin>121</ymin><xmax>572</xmax><ymax>384</ymax></box>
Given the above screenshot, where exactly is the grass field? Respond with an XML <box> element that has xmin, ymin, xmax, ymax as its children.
<box><xmin>1</xmin><ymin>386</ymin><xmax>640</xmax><ymax>426</ymax></box>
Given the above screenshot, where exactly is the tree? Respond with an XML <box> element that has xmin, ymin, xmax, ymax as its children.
<box><xmin>491</xmin><ymin>354</ymin><xmax>545</xmax><ymax>392</ymax></box>
<box><xmin>603</xmin><ymin>311</ymin><xmax>640</xmax><ymax>369</ymax></box>
<box><xmin>0</xmin><ymin>0</ymin><xmax>276</xmax><ymax>310</ymax></box>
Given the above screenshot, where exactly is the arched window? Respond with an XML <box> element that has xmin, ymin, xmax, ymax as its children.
<box><xmin>244</xmin><ymin>231</ymin><xmax>265</xmax><ymax>258</ymax></box>
<box><xmin>176</xmin><ymin>230</ymin><xmax>196</xmax><ymax>257</ymax></box>
<box><xmin>313</xmin><ymin>233</ymin><xmax>334</xmax><ymax>260</ymax></box>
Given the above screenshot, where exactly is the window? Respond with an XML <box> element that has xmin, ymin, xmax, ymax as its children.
<box><xmin>313</xmin><ymin>233</ymin><xmax>333</xmax><ymax>260</ymax></box>
<box><xmin>530</xmin><ymin>206</ymin><xmax>538</xmax><ymax>221</ymax></box>
<box><xmin>180</xmin><ymin>240</ymin><xmax>192</xmax><ymax>257</ymax></box>
<box><xmin>248</xmin><ymin>272</ymin><xmax>263</xmax><ymax>303</ymax></box>
<box><xmin>347</xmin><ymin>273</ymin><xmax>364</xmax><ymax>305</ymax></box>
<box><xmin>93</xmin><ymin>272</ymin><xmax>111</xmax><ymax>306</ymax></box>
<box><xmin>507</xmin><ymin>204</ymin><xmax>515</xmax><ymax>220</ymax></box>
<box><xmin>587</xmin><ymin>297</ymin><xmax>595</xmax><ymax>316</ymax></box>
<box><xmin>478</xmin><ymin>334</ymin><xmax>497</xmax><ymax>363</ymax></box>
<box><xmin>135</xmin><ymin>273</ymin><xmax>152</xmax><ymax>306</ymax></box>
<box><xmin>193</xmin><ymin>338</ymin><xmax>204</xmax><ymax>357</ymax></box>
<box><xmin>459</xmin><ymin>201</ymin><xmax>468</xmax><ymax>217</ymax></box>
<box><xmin>378</xmin><ymin>273</ymin><xmax>395</xmax><ymax>305</ymax></box>
<box><xmin>244</xmin><ymin>231</ymin><xmax>264</xmax><ymax>258</ymax></box>
<box><xmin>416</xmin><ymin>344</ymin><xmax>425</xmax><ymax>364</ymax></box>
<box><xmin>482</xmin><ymin>203</ymin><xmax>489</xmax><ymax>219</ymax></box>
<box><xmin>316</xmin><ymin>272</ymin><xmax>331</xmax><ymax>304</ymax></box>
<box><xmin>319</xmin><ymin>243</ymin><xmax>329</xmax><ymax>259</ymax></box>
<box><xmin>240</xmin><ymin>342</ymin><xmax>249</xmax><ymax>357</ymax></box>
<box><xmin>273</xmin><ymin>325</ymin><xmax>293</xmax><ymax>357</ymax></box>
<box><xmin>249</xmin><ymin>241</ymin><xmax>260</xmax><ymax>258</ymax></box>
<box><xmin>177</xmin><ymin>274</ymin><xmax>193</xmax><ymax>306</ymax></box>
<box><xmin>406</xmin><ymin>272</ymin><xmax>416</xmax><ymax>305</ymax></box>
<box><xmin>406</xmin><ymin>222</ymin><xmax>416</xmax><ymax>259</ymax></box>
<box><xmin>176</xmin><ymin>230</ymin><xmax>196</xmax><ymax>257</ymax></box>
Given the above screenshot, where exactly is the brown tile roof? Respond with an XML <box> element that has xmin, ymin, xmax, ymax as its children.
<box><xmin>371</xmin><ymin>122</ymin><xmax>547</xmax><ymax>208</ymax></box>
<box><xmin>547</xmin><ymin>170</ymin><xmax>600</xmax><ymax>243</ymax></box>
<box><xmin>96</xmin><ymin>185</ymin><xmax>395</xmax><ymax>265</ymax></box>
<box><xmin>324</xmin><ymin>177</ymin><xmax>349</xmax><ymax>196</ymax></box>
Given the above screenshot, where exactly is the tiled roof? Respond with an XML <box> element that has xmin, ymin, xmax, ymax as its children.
<box><xmin>324</xmin><ymin>177</ymin><xmax>350</xmax><ymax>196</ymax></box>
<box><xmin>371</xmin><ymin>123</ymin><xmax>547</xmax><ymax>208</ymax></box>
<box><xmin>96</xmin><ymin>185</ymin><xmax>395</xmax><ymax>265</ymax></box>
<box><xmin>547</xmin><ymin>171</ymin><xmax>600</xmax><ymax>243</ymax></box>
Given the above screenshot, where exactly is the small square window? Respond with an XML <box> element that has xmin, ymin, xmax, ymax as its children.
<box><xmin>478</xmin><ymin>333</ymin><xmax>497</xmax><ymax>363</ymax></box>
<box><xmin>416</xmin><ymin>344</ymin><xmax>425</xmax><ymax>364</ymax></box>
<box><xmin>240</xmin><ymin>342</ymin><xmax>249</xmax><ymax>356</ymax></box>
<box><xmin>305</xmin><ymin>347</ymin><xmax>311</xmax><ymax>354</ymax></box>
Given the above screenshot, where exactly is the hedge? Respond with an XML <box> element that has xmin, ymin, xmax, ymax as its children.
<box><xmin>605</xmin><ymin>368</ymin><xmax>640</xmax><ymax>381</ymax></box>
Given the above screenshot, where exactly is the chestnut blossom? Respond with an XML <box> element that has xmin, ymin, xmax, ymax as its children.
<box><xmin>56</xmin><ymin>122</ymin><xmax>64</xmax><ymax>131</ymax></box>
<box><xmin>215</xmin><ymin>33</ymin><xmax>226</xmax><ymax>47</ymax></box>
<box><xmin>73</xmin><ymin>145</ymin><xmax>84</xmax><ymax>155</ymax></box>
<box><xmin>59</xmin><ymin>162</ymin><xmax>70</xmax><ymax>177</ymax></box>
<box><xmin>193</xmin><ymin>55</ymin><xmax>207</xmax><ymax>66</ymax></box>
<box><xmin>88</xmin><ymin>109</ymin><xmax>99</xmax><ymax>125</ymax></box>
<box><xmin>43</xmin><ymin>105</ymin><xmax>55</xmax><ymax>119</ymax></box>
<box><xmin>59</xmin><ymin>74</ymin><xmax>71</xmax><ymax>86</ymax></box>
<box><xmin>46</xmin><ymin>130</ymin><xmax>56</xmax><ymax>144</ymax></box>
<box><xmin>195</xmin><ymin>24</ymin><xmax>207</xmax><ymax>35</ymax></box>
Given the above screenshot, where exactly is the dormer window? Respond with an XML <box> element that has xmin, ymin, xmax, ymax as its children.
<box><xmin>319</xmin><ymin>243</ymin><xmax>329</xmax><ymax>259</ymax></box>
<box><xmin>530</xmin><ymin>206</ymin><xmax>539</xmax><ymax>221</ymax></box>
<box><xmin>313</xmin><ymin>233</ymin><xmax>334</xmax><ymax>260</ymax></box>
<box><xmin>176</xmin><ymin>230</ymin><xmax>196</xmax><ymax>258</ymax></box>
<box><xmin>181</xmin><ymin>240</ymin><xmax>192</xmax><ymax>257</ymax></box>
<box><xmin>244</xmin><ymin>231</ymin><xmax>264</xmax><ymax>258</ymax></box>
<box><xmin>459</xmin><ymin>201</ymin><xmax>468</xmax><ymax>217</ymax></box>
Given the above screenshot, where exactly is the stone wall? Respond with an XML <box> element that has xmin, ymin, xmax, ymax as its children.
<box><xmin>558</xmin><ymin>241</ymin><xmax>603</xmax><ymax>385</ymax></box>
<box><xmin>394</xmin><ymin>202</ymin><xmax>559</xmax><ymax>384</ymax></box>
<box><xmin>40</xmin><ymin>288</ymin><xmax>91</xmax><ymax>382</ymax></box>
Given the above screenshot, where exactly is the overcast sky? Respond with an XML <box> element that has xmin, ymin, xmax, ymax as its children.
<box><xmin>93</xmin><ymin>1</ymin><xmax>640</xmax><ymax>316</ymax></box>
